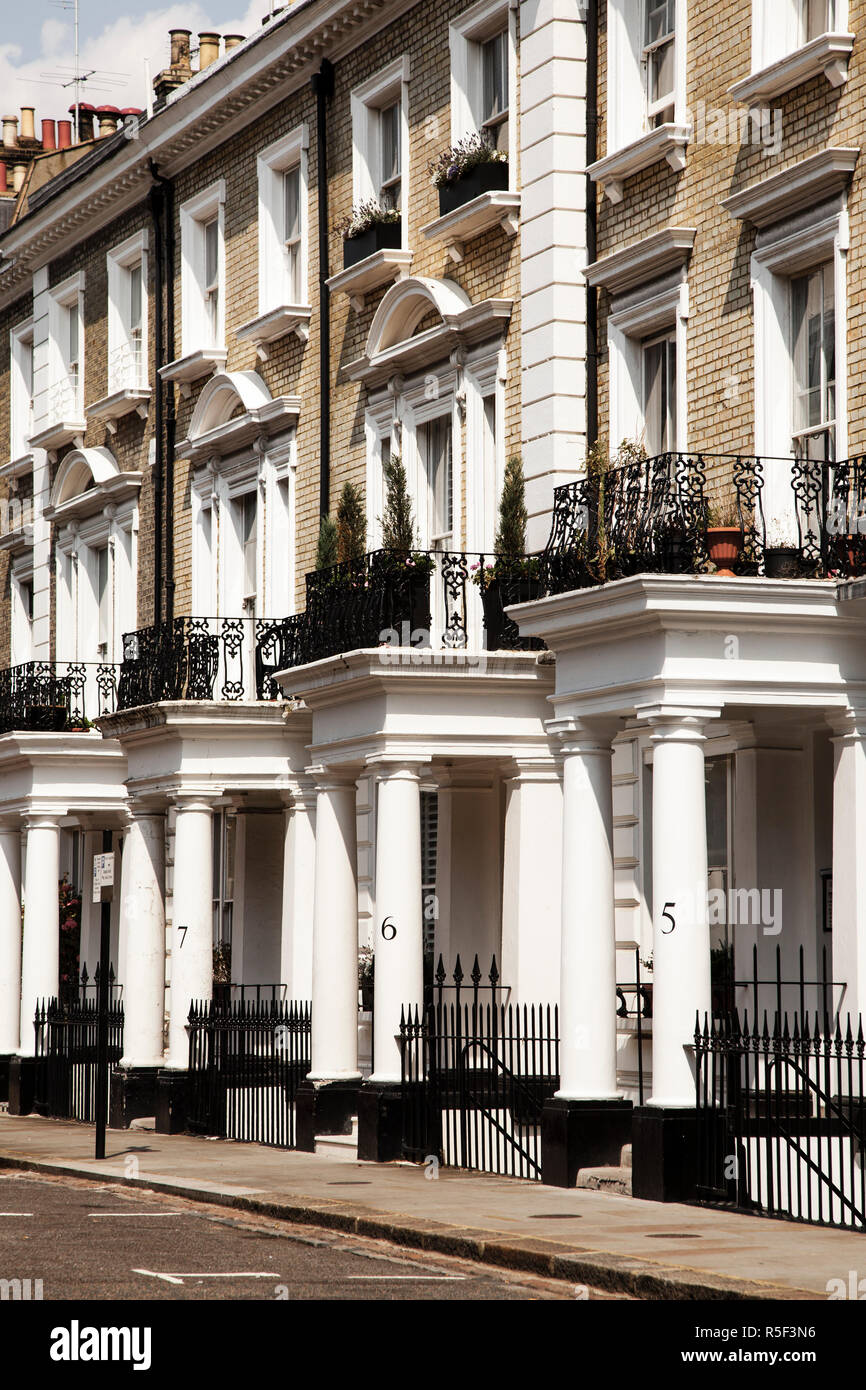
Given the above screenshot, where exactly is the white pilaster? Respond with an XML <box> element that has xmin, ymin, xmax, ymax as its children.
<box><xmin>167</xmin><ymin>796</ymin><xmax>213</xmax><ymax>1068</ymax></box>
<box><xmin>551</xmin><ymin>720</ymin><xmax>620</xmax><ymax>1100</ymax></box>
<box><xmin>501</xmin><ymin>758</ymin><xmax>562</xmax><ymax>1004</ymax></box>
<box><xmin>19</xmin><ymin>816</ymin><xmax>60</xmax><ymax>1056</ymax></box>
<box><xmin>642</xmin><ymin>706</ymin><xmax>719</xmax><ymax>1108</ymax></box>
<box><xmin>370</xmin><ymin>762</ymin><xmax>424</xmax><ymax>1084</ymax></box>
<box><xmin>308</xmin><ymin>770</ymin><xmax>361</xmax><ymax>1081</ymax></box>
<box><xmin>0</xmin><ymin>821</ymin><xmax>22</xmax><ymax>1054</ymax></box>
<box><xmin>280</xmin><ymin>779</ymin><xmax>317</xmax><ymax>1001</ymax></box>
<box><xmin>119</xmin><ymin>810</ymin><xmax>166</xmax><ymax>1068</ymax></box>
<box><xmin>830</xmin><ymin>708</ymin><xmax>866</xmax><ymax>1021</ymax></box>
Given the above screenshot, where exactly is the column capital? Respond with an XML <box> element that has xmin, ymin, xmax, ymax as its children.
<box><xmin>547</xmin><ymin>716</ymin><xmax>621</xmax><ymax>755</ymax></box>
<box><xmin>284</xmin><ymin>774</ymin><xmax>318</xmax><ymax>812</ymax></box>
<box><xmin>365</xmin><ymin>757</ymin><xmax>426</xmax><ymax>783</ymax></box>
<box><xmin>172</xmin><ymin>791</ymin><xmax>216</xmax><ymax>815</ymax></box>
<box><xmin>828</xmin><ymin>703</ymin><xmax>866</xmax><ymax>741</ymax></box>
<box><xmin>308</xmin><ymin>763</ymin><xmax>358</xmax><ymax>794</ymax></box>
<box><xmin>635</xmin><ymin>703</ymin><xmax>722</xmax><ymax>741</ymax></box>
<box><xmin>23</xmin><ymin>812</ymin><xmax>62</xmax><ymax>833</ymax></box>
<box><xmin>503</xmin><ymin>755</ymin><xmax>561</xmax><ymax>784</ymax></box>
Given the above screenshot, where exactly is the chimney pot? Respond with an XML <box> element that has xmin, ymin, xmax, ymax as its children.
<box><xmin>198</xmin><ymin>32</ymin><xmax>221</xmax><ymax>70</ymax></box>
<box><xmin>40</xmin><ymin>119</ymin><xmax>57</xmax><ymax>151</ymax></box>
<box><xmin>57</xmin><ymin>119</ymin><xmax>72</xmax><ymax>150</ymax></box>
<box><xmin>96</xmin><ymin>105</ymin><xmax>120</xmax><ymax>137</ymax></box>
<box><xmin>2</xmin><ymin>116</ymin><xmax>18</xmax><ymax>149</ymax></box>
<box><xmin>20</xmin><ymin>107</ymin><xmax>36</xmax><ymax>142</ymax></box>
<box><xmin>0</xmin><ymin>162</ymin><xmax>7</xmax><ymax>193</ymax></box>
<box><xmin>12</xmin><ymin>163</ymin><xmax>26</xmax><ymax>193</ymax></box>
<box><xmin>170</xmin><ymin>28</ymin><xmax>193</xmax><ymax>70</ymax></box>
<box><xmin>69</xmin><ymin>102</ymin><xmax>96</xmax><ymax>141</ymax></box>
<box><xmin>224</xmin><ymin>34</ymin><xmax>245</xmax><ymax>50</ymax></box>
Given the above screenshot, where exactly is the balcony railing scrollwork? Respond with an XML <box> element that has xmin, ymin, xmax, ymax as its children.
<box><xmin>0</xmin><ymin>660</ymin><xmax>119</xmax><ymax>734</ymax></box>
<box><xmin>116</xmin><ymin>615</ymin><xmax>288</xmax><ymax>711</ymax></box>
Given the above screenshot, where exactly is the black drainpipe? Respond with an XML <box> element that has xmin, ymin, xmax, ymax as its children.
<box><xmin>312</xmin><ymin>58</ymin><xmax>334</xmax><ymax>520</ymax></box>
<box><xmin>586</xmin><ymin>0</ymin><xmax>599</xmax><ymax>450</ymax></box>
<box><xmin>148</xmin><ymin>161</ymin><xmax>176</xmax><ymax>623</ymax></box>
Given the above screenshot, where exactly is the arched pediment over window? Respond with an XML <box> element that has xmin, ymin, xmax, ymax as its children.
<box><xmin>180</xmin><ymin>370</ymin><xmax>301</xmax><ymax>464</ymax></box>
<box><xmin>46</xmin><ymin>446</ymin><xmax>142</xmax><ymax>522</ymax></box>
<box><xmin>348</xmin><ymin>276</ymin><xmax>512</xmax><ymax>388</ymax></box>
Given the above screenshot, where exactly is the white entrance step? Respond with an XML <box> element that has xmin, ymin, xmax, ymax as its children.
<box><xmin>575</xmin><ymin>1165</ymin><xmax>632</xmax><ymax>1196</ymax></box>
<box><xmin>314</xmin><ymin>1117</ymin><xmax>358</xmax><ymax>1161</ymax></box>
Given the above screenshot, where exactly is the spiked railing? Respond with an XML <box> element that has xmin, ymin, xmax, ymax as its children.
<box><xmin>116</xmin><ymin>615</ymin><xmax>289</xmax><ymax>710</ymax></box>
<box><xmin>0</xmin><ymin>660</ymin><xmax>119</xmax><ymax>733</ymax></box>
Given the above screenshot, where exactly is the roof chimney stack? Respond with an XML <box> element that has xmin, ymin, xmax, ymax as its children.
<box><xmin>198</xmin><ymin>33</ymin><xmax>221</xmax><ymax>70</ymax></box>
<box><xmin>154</xmin><ymin>28</ymin><xmax>194</xmax><ymax>107</ymax></box>
<box><xmin>57</xmin><ymin>119</ymin><xmax>72</xmax><ymax>150</ymax></box>
<box><xmin>224</xmin><ymin>34</ymin><xmax>245</xmax><ymax>50</ymax></box>
<box><xmin>41</xmin><ymin>119</ymin><xmax>57</xmax><ymax>151</ymax></box>
<box><xmin>69</xmin><ymin>103</ymin><xmax>96</xmax><ymax>141</ymax></box>
<box><xmin>97</xmin><ymin>105</ymin><xmax>120</xmax><ymax>137</ymax></box>
<box><xmin>2</xmin><ymin>116</ymin><xmax>18</xmax><ymax>149</ymax></box>
<box><xmin>170</xmin><ymin>28</ymin><xmax>192</xmax><ymax>70</ymax></box>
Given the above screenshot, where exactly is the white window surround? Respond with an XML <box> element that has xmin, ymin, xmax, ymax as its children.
<box><xmin>590</xmin><ymin>0</ymin><xmax>689</xmax><ymax>203</ymax></box>
<box><xmin>351</xmin><ymin>57</ymin><xmax>411</xmax><ymax>240</ymax></box>
<box><xmin>30</xmin><ymin>272</ymin><xmax>86</xmax><ymax>456</ymax></box>
<box><xmin>236</xmin><ymin>124</ymin><xmax>312</xmax><ymax>356</ymax></box>
<box><xmin>449</xmin><ymin>0</ymin><xmax>518</xmax><ymax>191</ymax></box>
<box><xmin>10</xmin><ymin>558</ymin><xmax>34</xmax><ymax>665</ymax></box>
<box><xmin>722</xmin><ymin>147</ymin><xmax>858</xmax><ymax>229</ymax></box>
<box><xmin>164</xmin><ymin>180</ymin><xmax>228</xmax><ymax>389</ymax></box>
<box><xmin>730</xmin><ymin>0</ymin><xmax>853</xmax><ymax>104</ymax></box>
<box><xmin>608</xmin><ymin>274</ymin><xmax>689</xmax><ymax>456</ymax></box>
<box><xmin>87</xmin><ymin>230</ymin><xmax>151</xmax><ymax>430</ymax></box>
<box><xmin>9</xmin><ymin>317</ymin><xmax>34</xmax><ymax>466</ymax></box>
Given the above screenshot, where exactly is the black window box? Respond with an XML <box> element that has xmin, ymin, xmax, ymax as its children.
<box><xmin>342</xmin><ymin>220</ymin><xmax>402</xmax><ymax>269</ymax></box>
<box><xmin>438</xmin><ymin>161</ymin><xmax>510</xmax><ymax>217</ymax></box>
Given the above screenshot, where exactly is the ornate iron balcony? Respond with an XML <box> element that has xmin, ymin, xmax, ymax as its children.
<box><xmin>541</xmin><ymin>452</ymin><xmax>866</xmax><ymax>591</ymax></box>
<box><xmin>0</xmin><ymin>660</ymin><xmax>118</xmax><ymax>734</ymax></box>
<box><xmin>116</xmin><ymin>615</ymin><xmax>288</xmax><ymax>711</ymax></box>
<box><xmin>276</xmin><ymin>548</ymin><xmax>546</xmax><ymax>669</ymax></box>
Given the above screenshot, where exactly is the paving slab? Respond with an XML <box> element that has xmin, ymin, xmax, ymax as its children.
<box><xmin>0</xmin><ymin>1112</ymin><xmax>857</xmax><ymax>1301</ymax></box>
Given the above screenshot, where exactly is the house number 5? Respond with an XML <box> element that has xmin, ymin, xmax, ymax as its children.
<box><xmin>661</xmin><ymin>902</ymin><xmax>676</xmax><ymax>934</ymax></box>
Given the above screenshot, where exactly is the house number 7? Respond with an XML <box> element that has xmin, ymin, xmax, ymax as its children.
<box><xmin>381</xmin><ymin>917</ymin><xmax>397</xmax><ymax>941</ymax></box>
<box><xmin>661</xmin><ymin>903</ymin><xmax>676</xmax><ymax>935</ymax></box>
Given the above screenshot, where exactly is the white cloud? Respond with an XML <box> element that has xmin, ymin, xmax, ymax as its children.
<box><xmin>0</xmin><ymin>3</ymin><xmax>267</xmax><ymax>127</ymax></box>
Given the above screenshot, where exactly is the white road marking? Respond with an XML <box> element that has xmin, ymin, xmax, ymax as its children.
<box><xmin>0</xmin><ymin>1212</ymin><xmax>33</xmax><ymax>1217</ymax></box>
<box><xmin>346</xmin><ymin>1275</ymin><xmax>466</xmax><ymax>1281</ymax></box>
<box><xmin>133</xmin><ymin>1269</ymin><xmax>278</xmax><ymax>1285</ymax></box>
<box><xmin>89</xmin><ymin>1211</ymin><xmax>191</xmax><ymax>1217</ymax></box>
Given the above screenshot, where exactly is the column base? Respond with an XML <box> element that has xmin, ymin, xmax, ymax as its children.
<box><xmin>357</xmin><ymin>1081</ymin><xmax>404</xmax><ymax>1163</ymax></box>
<box><xmin>295</xmin><ymin>1079</ymin><xmax>360</xmax><ymax>1153</ymax></box>
<box><xmin>541</xmin><ymin>1098</ymin><xmax>633</xmax><ymax>1188</ymax></box>
<box><xmin>154</xmin><ymin>1070</ymin><xmax>191</xmax><ymax>1135</ymax></box>
<box><xmin>109</xmin><ymin>1067</ymin><xmax>162</xmax><ymax>1130</ymax></box>
<box><xmin>631</xmin><ymin>1105</ymin><xmax>699</xmax><ymax>1203</ymax></box>
<box><xmin>7</xmin><ymin>1057</ymin><xmax>38</xmax><ymax>1116</ymax></box>
<box><xmin>0</xmin><ymin>1054</ymin><xmax>13</xmax><ymax>1105</ymax></box>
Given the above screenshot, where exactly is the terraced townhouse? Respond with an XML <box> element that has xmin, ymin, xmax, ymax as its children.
<box><xmin>1</xmin><ymin>0</ymin><xmax>866</xmax><ymax>1226</ymax></box>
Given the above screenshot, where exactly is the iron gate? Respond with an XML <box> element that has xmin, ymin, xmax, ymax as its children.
<box><xmin>695</xmin><ymin>1008</ymin><xmax>866</xmax><ymax>1230</ymax></box>
<box><xmin>187</xmin><ymin>998</ymin><xmax>311</xmax><ymax>1149</ymax></box>
<box><xmin>33</xmin><ymin>995</ymin><xmax>124</xmax><ymax>1123</ymax></box>
<box><xmin>401</xmin><ymin>959</ymin><xmax>559</xmax><ymax>1179</ymax></box>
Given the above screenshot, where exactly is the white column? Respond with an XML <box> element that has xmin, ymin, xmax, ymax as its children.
<box><xmin>644</xmin><ymin>707</ymin><xmax>718</xmax><ymax>1108</ymax></box>
<box><xmin>280</xmin><ymin>780</ymin><xmax>317</xmax><ymax>1001</ymax></box>
<box><xmin>308</xmin><ymin>771</ymin><xmax>360</xmax><ymax>1081</ymax></box>
<box><xmin>501</xmin><ymin>759</ymin><xmax>562</xmax><ymax>1005</ymax></box>
<box><xmin>0</xmin><ymin>821</ymin><xmax>22</xmax><ymax>1054</ymax></box>
<box><xmin>119</xmin><ymin>810</ymin><xmax>166</xmax><ymax>1068</ymax></box>
<box><xmin>370</xmin><ymin>762</ymin><xmax>424</xmax><ymax>1084</ymax></box>
<box><xmin>19</xmin><ymin>816</ymin><xmax>60</xmax><ymax>1056</ymax></box>
<box><xmin>167</xmin><ymin>796</ymin><xmax>213</xmax><ymax>1068</ymax></box>
<box><xmin>551</xmin><ymin>722</ymin><xmax>619</xmax><ymax>1100</ymax></box>
<box><xmin>830</xmin><ymin>709</ymin><xmax>866</xmax><ymax>1021</ymax></box>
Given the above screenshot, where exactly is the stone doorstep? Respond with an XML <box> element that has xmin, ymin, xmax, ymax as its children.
<box><xmin>576</xmin><ymin>1145</ymin><xmax>633</xmax><ymax>1196</ymax></box>
<box><xmin>314</xmin><ymin>1117</ymin><xmax>359</xmax><ymax>1162</ymax></box>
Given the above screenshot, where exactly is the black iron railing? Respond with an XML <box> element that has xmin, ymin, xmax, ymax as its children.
<box><xmin>542</xmin><ymin>452</ymin><xmax>866</xmax><ymax>590</ymax></box>
<box><xmin>116</xmin><ymin>615</ymin><xmax>288</xmax><ymax>709</ymax></box>
<box><xmin>695</xmin><ymin>1006</ymin><xmax>866</xmax><ymax>1231</ymax></box>
<box><xmin>277</xmin><ymin>549</ymin><xmax>546</xmax><ymax>669</ymax></box>
<box><xmin>616</xmin><ymin>948</ymin><xmax>652</xmax><ymax>1105</ymax></box>
<box><xmin>0</xmin><ymin>660</ymin><xmax>119</xmax><ymax>733</ymax></box>
<box><xmin>187</xmin><ymin>997</ymin><xmax>311</xmax><ymax>1149</ymax></box>
<box><xmin>400</xmin><ymin>958</ymin><xmax>559</xmax><ymax>1179</ymax></box>
<box><xmin>212</xmin><ymin>981</ymin><xmax>287</xmax><ymax>1007</ymax></box>
<box><xmin>60</xmin><ymin>963</ymin><xmax>123</xmax><ymax>1007</ymax></box>
<box><xmin>33</xmin><ymin>993</ymin><xmax>124</xmax><ymax>1123</ymax></box>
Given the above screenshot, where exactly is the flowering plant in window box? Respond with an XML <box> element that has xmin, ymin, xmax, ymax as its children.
<box><xmin>335</xmin><ymin>200</ymin><xmax>402</xmax><ymax>269</ymax></box>
<box><xmin>430</xmin><ymin>132</ymin><xmax>509</xmax><ymax>217</ymax></box>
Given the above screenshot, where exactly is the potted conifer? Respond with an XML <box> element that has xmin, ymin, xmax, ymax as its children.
<box><xmin>377</xmin><ymin>454</ymin><xmax>433</xmax><ymax>643</ymax></box>
<box><xmin>476</xmin><ymin>457</ymin><xmax>541</xmax><ymax>650</ymax></box>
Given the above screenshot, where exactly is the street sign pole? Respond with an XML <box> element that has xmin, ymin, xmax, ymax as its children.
<box><xmin>94</xmin><ymin>830</ymin><xmax>114</xmax><ymax>1161</ymax></box>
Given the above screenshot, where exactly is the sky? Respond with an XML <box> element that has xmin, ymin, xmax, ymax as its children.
<box><xmin>0</xmin><ymin>1</ymin><xmax>274</xmax><ymax>120</ymax></box>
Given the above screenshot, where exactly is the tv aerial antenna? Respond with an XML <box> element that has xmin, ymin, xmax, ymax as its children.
<box><xmin>36</xmin><ymin>1</ymin><xmax>129</xmax><ymax>126</ymax></box>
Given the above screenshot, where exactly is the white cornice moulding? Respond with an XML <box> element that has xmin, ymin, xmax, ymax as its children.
<box><xmin>729</xmin><ymin>32</ymin><xmax>855</xmax><ymax>105</ymax></box>
<box><xmin>235</xmin><ymin>305</ymin><xmax>313</xmax><ymax>359</ymax></box>
<box><xmin>158</xmin><ymin>349</ymin><xmax>228</xmax><ymax>398</ymax></box>
<box><xmin>722</xmin><ymin>148</ymin><xmax>859</xmax><ymax>228</ymax></box>
<box><xmin>178</xmin><ymin>395</ymin><xmax>302</xmax><ymax>464</ymax></box>
<box><xmin>583</xmin><ymin>228</ymin><xmax>697</xmax><ymax>295</ymax></box>
<box><xmin>326</xmin><ymin>249</ymin><xmax>413</xmax><ymax>311</ymax></box>
<box><xmin>85</xmin><ymin>387</ymin><xmax>151</xmax><ymax>433</ymax></box>
<box><xmin>421</xmin><ymin>191</ymin><xmax>521</xmax><ymax>263</ymax></box>
<box><xmin>345</xmin><ymin>298</ymin><xmax>512</xmax><ymax>388</ymax></box>
<box><xmin>587</xmin><ymin>124</ymin><xmax>691</xmax><ymax>204</ymax></box>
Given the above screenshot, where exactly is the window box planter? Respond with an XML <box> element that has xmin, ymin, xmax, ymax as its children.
<box><xmin>343</xmin><ymin>220</ymin><xmax>402</xmax><ymax>270</ymax></box>
<box><xmin>438</xmin><ymin>161</ymin><xmax>509</xmax><ymax>217</ymax></box>
<box><xmin>707</xmin><ymin>526</ymin><xmax>743</xmax><ymax>577</ymax></box>
<box><xmin>764</xmin><ymin>546</ymin><xmax>802</xmax><ymax>579</ymax></box>
<box><xmin>481</xmin><ymin>575</ymin><xmax>544</xmax><ymax>651</ymax></box>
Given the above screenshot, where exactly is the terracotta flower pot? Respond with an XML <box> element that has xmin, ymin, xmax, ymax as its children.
<box><xmin>707</xmin><ymin>526</ymin><xmax>742</xmax><ymax>577</ymax></box>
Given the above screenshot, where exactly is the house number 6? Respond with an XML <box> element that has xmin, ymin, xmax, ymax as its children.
<box><xmin>381</xmin><ymin>917</ymin><xmax>397</xmax><ymax>941</ymax></box>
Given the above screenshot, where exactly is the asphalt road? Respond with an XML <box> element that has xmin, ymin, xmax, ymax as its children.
<box><xmin>0</xmin><ymin>1171</ymin><xmax>615</xmax><ymax>1301</ymax></box>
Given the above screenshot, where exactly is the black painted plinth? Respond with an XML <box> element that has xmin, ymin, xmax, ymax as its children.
<box><xmin>154</xmin><ymin>1070</ymin><xmax>190</xmax><ymax>1135</ymax></box>
<box><xmin>631</xmin><ymin>1106</ymin><xmax>699</xmax><ymax>1203</ymax></box>
<box><xmin>541</xmin><ymin>1097</ymin><xmax>634</xmax><ymax>1188</ymax></box>
<box><xmin>7</xmin><ymin>1057</ymin><xmax>37</xmax><ymax>1116</ymax></box>
<box><xmin>356</xmin><ymin>1082</ymin><xmax>404</xmax><ymax>1163</ymax></box>
<box><xmin>0</xmin><ymin>1054</ymin><xmax>12</xmax><ymax>1105</ymax></box>
<box><xmin>109</xmin><ymin>1067</ymin><xmax>160</xmax><ymax>1129</ymax></box>
<box><xmin>295</xmin><ymin>1079</ymin><xmax>360</xmax><ymax>1152</ymax></box>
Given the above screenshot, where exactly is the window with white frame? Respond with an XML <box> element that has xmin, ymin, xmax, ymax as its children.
<box><xmin>56</xmin><ymin>517</ymin><xmax>137</xmax><ymax>669</ymax></box>
<box><xmin>256</xmin><ymin>125</ymin><xmax>310</xmax><ymax>314</ymax></box>
<box><xmin>423</xmin><ymin>415</ymin><xmax>454</xmax><ymax>551</ymax></box>
<box><xmin>180</xmin><ymin>181</ymin><xmax>226</xmax><ymax>354</ymax></box>
<box><xmin>450</xmin><ymin>0</ymin><xmax>516</xmax><ymax>168</ymax></box>
<box><xmin>107</xmin><ymin>231</ymin><xmax>148</xmax><ymax>392</ymax></box>
<box><xmin>607</xmin><ymin>277</ymin><xmax>689</xmax><ymax>456</ymax></box>
<box><xmin>800</xmin><ymin>0</ymin><xmax>837</xmax><ymax>39</ymax></box>
<box><xmin>236</xmin><ymin>490</ymin><xmax>259</xmax><ymax>610</ymax></box>
<box><xmin>643</xmin><ymin>331</ymin><xmax>678</xmax><ymax>453</ymax></box>
<box><xmin>749</xmin><ymin>0</ymin><xmax>846</xmax><ymax>75</ymax></box>
<box><xmin>10</xmin><ymin>565</ymin><xmax>34</xmax><ymax>664</ymax></box>
<box><xmin>48</xmin><ymin>274</ymin><xmax>84</xmax><ymax>421</ymax></box>
<box><xmin>791</xmin><ymin>262</ymin><xmax>835</xmax><ymax>461</ymax></box>
<box><xmin>351</xmin><ymin>57</ymin><xmax>410</xmax><ymax>239</ymax></box>
<box><xmin>9</xmin><ymin>319</ymin><xmax>34</xmax><ymax>459</ymax></box>
<box><xmin>643</xmin><ymin>0</ymin><xmax>676</xmax><ymax>126</ymax></box>
<box><xmin>605</xmin><ymin>0</ymin><xmax>686</xmax><ymax>153</ymax></box>
<box><xmin>192</xmin><ymin>449</ymin><xmax>293</xmax><ymax>622</ymax></box>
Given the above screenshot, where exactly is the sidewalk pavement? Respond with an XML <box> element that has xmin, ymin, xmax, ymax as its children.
<box><xmin>0</xmin><ymin>1112</ymin><xmax>856</xmax><ymax>1301</ymax></box>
